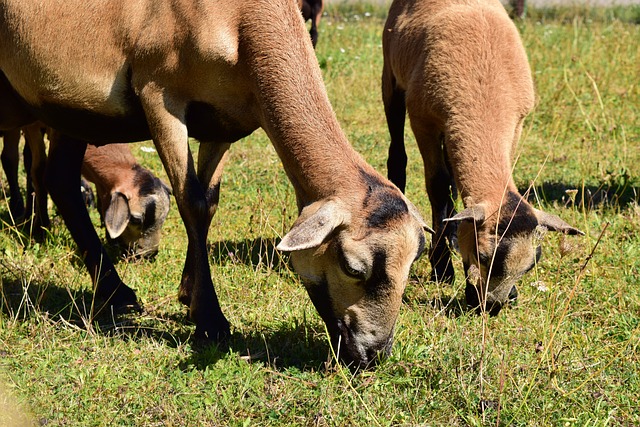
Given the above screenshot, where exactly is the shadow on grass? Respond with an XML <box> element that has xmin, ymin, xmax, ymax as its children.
<box><xmin>1</xmin><ymin>219</ymin><xmax>330</xmax><ymax>371</ymax></box>
<box><xmin>524</xmin><ymin>177</ymin><xmax>639</xmax><ymax>210</ymax></box>
<box><xmin>0</xmin><ymin>277</ymin><xmax>190</xmax><ymax>348</ymax></box>
<box><xmin>182</xmin><ymin>322</ymin><xmax>331</xmax><ymax>373</ymax></box>
<box><xmin>208</xmin><ymin>236</ymin><xmax>288</xmax><ymax>271</ymax></box>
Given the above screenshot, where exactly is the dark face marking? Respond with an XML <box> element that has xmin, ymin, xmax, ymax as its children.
<box><xmin>133</xmin><ymin>166</ymin><xmax>160</xmax><ymax>197</ymax></box>
<box><xmin>416</xmin><ymin>232</ymin><xmax>426</xmax><ymax>261</ymax></box>
<box><xmin>464</xmin><ymin>193</ymin><xmax>547</xmax><ymax>314</ymax></box>
<box><xmin>365</xmin><ymin>250</ymin><xmax>391</xmax><ymax>298</ymax></box>
<box><xmin>304</xmin><ymin>278</ymin><xmax>339</xmax><ymax>337</ymax></box>
<box><xmin>497</xmin><ymin>191</ymin><xmax>539</xmax><ymax>237</ymax></box>
<box><xmin>359</xmin><ymin>168</ymin><xmax>409</xmax><ymax>229</ymax></box>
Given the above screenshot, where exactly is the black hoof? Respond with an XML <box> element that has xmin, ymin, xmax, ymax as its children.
<box><xmin>194</xmin><ymin>316</ymin><xmax>231</xmax><ymax>344</ymax></box>
<box><xmin>97</xmin><ymin>284</ymin><xmax>141</xmax><ymax>315</ymax></box>
<box><xmin>465</xmin><ymin>283</ymin><xmax>480</xmax><ymax>308</ymax></box>
<box><xmin>9</xmin><ymin>199</ymin><xmax>26</xmax><ymax>221</ymax></box>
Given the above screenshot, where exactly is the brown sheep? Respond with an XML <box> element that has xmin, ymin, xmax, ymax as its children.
<box><xmin>1</xmin><ymin>127</ymin><xmax>171</xmax><ymax>257</ymax></box>
<box><xmin>81</xmin><ymin>143</ymin><xmax>171</xmax><ymax>258</ymax></box>
<box><xmin>1</xmin><ymin>0</ymin><xmax>430</xmax><ymax>367</ymax></box>
<box><xmin>382</xmin><ymin>0</ymin><xmax>583</xmax><ymax>315</ymax></box>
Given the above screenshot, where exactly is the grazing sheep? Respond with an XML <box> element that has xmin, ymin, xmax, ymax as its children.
<box><xmin>81</xmin><ymin>143</ymin><xmax>171</xmax><ymax>258</ymax></box>
<box><xmin>1</xmin><ymin>0</ymin><xmax>430</xmax><ymax>367</ymax></box>
<box><xmin>1</xmin><ymin>127</ymin><xmax>170</xmax><ymax>257</ymax></box>
<box><xmin>382</xmin><ymin>0</ymin><xmax>583</xmax><ymax>315</ymax></box>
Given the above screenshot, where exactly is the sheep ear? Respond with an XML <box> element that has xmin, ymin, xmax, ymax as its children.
<box><xmin>277</xmin><ymin>199</ymin><xmax>346</xmax><ymax>252</ymax></box>
<box><xmin>534</xmin><ymin>209</ymin><xmax>584</xmax><ymax>235</ymax></box>
<box><xmin>443</xmin><ymin>204</ymin><xmax>487</xmax><ymax>223</ymax></box>
<box><xmin>104</xmin><ymin>192</ymin><xmax>130</xmax><ymax>239</ymax></box>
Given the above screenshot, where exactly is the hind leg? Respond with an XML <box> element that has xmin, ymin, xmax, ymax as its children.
<box><xmin>23</xmin><ymin>123</ymin><xmax>50</xmax><ymax>236</ymax></box>
<box><xmin>382</xmin><ymin>70</ymin><xmax>408</xmax><ymax>193</ymax></box>
<box><xmin>409</xmin><ymin>118</ymin><xmax>457</xmax><ymax>283</ymax></box>
<box><xmin>1</xmin><ymin>127</ymin><xmax>25</xmax><ymax>220</ymax></box>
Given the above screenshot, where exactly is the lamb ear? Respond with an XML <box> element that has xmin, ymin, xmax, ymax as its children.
<box><xmin>400</xmin><ymin>194</ymin><xmax>435</xmax><ymax>235</ymax></box>
<box><xmin>104</xmin><ymin>192</ymin><xmax>130</xmax><ymax>239</ymax></box>
<box><xmin>534</xmin><ymin>209</ymin><xmax>584</xmax><ymax>235</ymax></box>
<box><xmin>443</xmin><ymin>204</ymin><xmax>487</xmax><ymax>223</ymax></box>
<box><xmin>277</xmin><ymin>199</ymin><xmax>347</xmax><ymax>252</ymax></box>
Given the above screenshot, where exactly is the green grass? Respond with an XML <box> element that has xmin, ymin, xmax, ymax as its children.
<box><xmin>1</xmin><ymin>3</ymin><xmax>639</xmax><ymax>426</ymax></box>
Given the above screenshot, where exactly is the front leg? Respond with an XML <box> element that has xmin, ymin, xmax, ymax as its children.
<box><xmin>45</xmin><ymin>132</ymin><xmax>139</xmax><ymax>313</ymax></box>
<box><xmin>178</xmin><ymin>142</ymin><xmax>230</xmax><ymax>307</ymax></box>
<box><xmin>411</xmin><ymin>120</ymin><xmax>457</xmax><ymax>283</ymax></box>
<box><xmin>139</xmin><ymin>85</ymin><xmax>230</xmax><ymax>341</ymax></box>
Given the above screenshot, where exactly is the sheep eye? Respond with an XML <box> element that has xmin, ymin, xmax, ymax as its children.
<box><xmin>129</xmin><ymin>215</ymin><xmax>143</xmax><ymax>225</ymax></box>
<box><xmin>342</xmin><ymin>262</ymin><xmax>366</xmax><ymax>280</ymax></box>
<box><xmin>336</xmin><ymin>245</ymin><xmax>367</xmax><ymax>280</ymax></box>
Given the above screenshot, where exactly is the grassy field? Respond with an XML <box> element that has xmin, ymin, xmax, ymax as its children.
<box><xmin>1</xmin><ymin>3</ymin><xmax>639</xmax><ymax>426</ymax></box>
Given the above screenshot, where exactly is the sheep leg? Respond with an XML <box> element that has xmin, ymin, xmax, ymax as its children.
<box><xmin>383</xmin><ymin>81</ymin><xmax>408</xmax><ymax>193</ymax></box>
<box><xmin>45</xmin><ymin>132</ymin><xmax>139</xmax><ymax>313</ymax></box>
<box><xmin>140</xmin><ymin>87</ymin><xmax>230</xmax><ymax>342</ymax></box>
<box><xmin>177</xmin><ymin>141</ymin><xmax>230</xmax><ymax>306</ymax></box>
<box><xmin>411</xmin><ymin>120</ymin><xmax>457</xmax><ymax>284</ymax></box>
<box><xmin>1</xmin><ymin>127</ymin><xmax>25</xmax><ymax>220</ymax></box>
<box><xmin>22</xmin><ymin>123</ymin><xmax>50</xmax><ymax>236</ymax></box>
<box><xmin>309</xmin><ymin>1</ymin><xmax>322</xmax><ymax>48</ymax></box>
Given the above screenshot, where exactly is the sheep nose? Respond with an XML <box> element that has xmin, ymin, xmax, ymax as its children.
<box><xmin>335</xmin><ymin>320</ymin><xmax>394</xmax><ymax>370</ymax></box>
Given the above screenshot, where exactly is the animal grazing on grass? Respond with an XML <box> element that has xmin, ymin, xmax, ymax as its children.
<box><xmin>81</xmin><ymin>143</ymin><xmax>172</xmax><ymax>258</ymax></box>
<box><xmin>1</xmin><ymin>126</ymin><xmax>171</xmax><ymax>258</ymax></box>
<box><xmin>382</xmin><ymin>0</ymin><xmax>583</xmax><ymax>315</ymax></box>
<box><xmin>0</xmin><ymin>0</ymin><xmax>430</xmax><ymax>368</ymax></box>
<box><xmin>298</xmin><ymin>0</ymin><xmax>324</xmax><ymax>48</ymax></box>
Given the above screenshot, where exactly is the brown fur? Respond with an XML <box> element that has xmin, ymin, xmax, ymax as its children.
<box><xmin>0</xmin><ymin>0</ymin><xmax>428</xmax><ymax>367</ymax></box>
<box><xmin>382</xmin><ymin>0</ymin><xmax>582</xmax><ymax>314</ymax></box>
<box><xmin>81</xmin><ymin>143</ymin><xmax>171</xmax><ymax>258</ymax></box>
<box><xmin>1</xmin><ymin>126</ymin><xmax>170</xmax><ymax>256</ymax></box>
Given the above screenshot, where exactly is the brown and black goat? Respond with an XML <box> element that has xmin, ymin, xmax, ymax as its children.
<box><xmin>1</xmin><ymin>0</ymin><xmax>430</xmax><ymax>367</ymax></box>
<box><xmin>382</xmin><ymin>0</ymin><xmax>583</xmax><ymax>315</ymax></box>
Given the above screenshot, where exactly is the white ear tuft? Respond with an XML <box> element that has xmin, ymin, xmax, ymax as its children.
<box><xmin>276</xmin><ymin>199</ymin><xmax>347</xmax><ymax>252</ymax></box>
<box><xmin>443</xmin><ymin>204</ymin><xmax>487</xmax><ymax>224</ymax></box>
